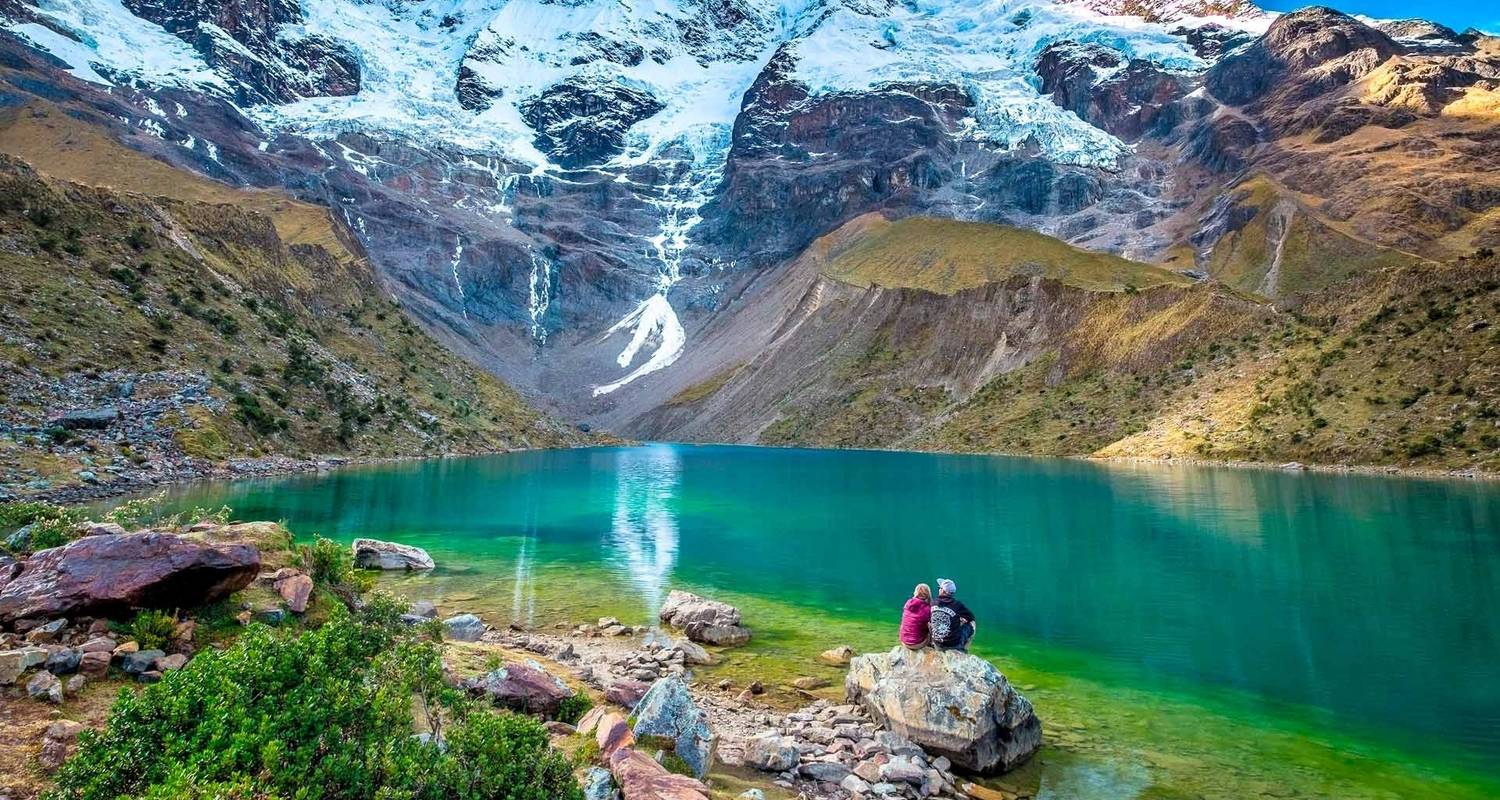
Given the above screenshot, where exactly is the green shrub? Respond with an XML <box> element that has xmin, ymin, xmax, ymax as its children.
<box><xmin>301</xmin><ymin>536</ymin><xmax>354</xmax><ymax>586</ymax></box>
<box><xmin>0</xmin><ymin>500</ymin><xmax>83</xmax><ymax>554</ymax></box>
<box><xmin>554</xmin><ymin>693</ymin><xmax>593</xmax><ymax>726</ymax></box>
<box><xmin>128</xmin><ymin>610</ymin><xmax>178</xmax><ymax>651</ymax></box>
<box><xmin>47</xmin><ymin>606</ymin><xmax>581</xmax><ymax>800</ymax></box>
<box><xmin>105</xmin><ymin>493</ymin><xmax>229</xmax><ymax>531</ymax></box>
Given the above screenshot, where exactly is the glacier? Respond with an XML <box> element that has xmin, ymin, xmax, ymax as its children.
<box><xmin>2</xmin><ymin>0</ymin><xmax>1265</xmax><ymax>396</ymax></box>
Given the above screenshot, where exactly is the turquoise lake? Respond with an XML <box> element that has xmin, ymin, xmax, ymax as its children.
<box><xmin>159</xmin><ymin>445</ymin><xmax>1500</xmax><ymax>798</ymax></box>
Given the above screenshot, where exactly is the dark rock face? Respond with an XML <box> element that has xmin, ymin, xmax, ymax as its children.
<box><xmin>122</xmin><ymin>0</ymin><xmax>359</xmax><ymax>104</ymax></box>
<box><xmin>0</xmin><ymin>532</ymin><xmax>259</xmax><ymax>623</ymax></box>
<box><xmin>701</xmin><ymin>54</ymin><xmax>973</xmax><ymax>267</ymax></box>
<box><xmin>1205</xmin><ymin>8</ymin><xmax>1401</xmax><ymax>108</ymax></box>
<box><xmin>519</xmin><ymin>80</ymin><xmax>666</xmax><ymax>168</ymax></box>
<box><xmin>1172</xmin><ymin>22</ymin><xmax>1257</xmax><ymax>60</ymax></box>
<box><xmin>1036</xmin><ymin>42</ymin><xmax>1191</xmax><ymax>141</ymax></box>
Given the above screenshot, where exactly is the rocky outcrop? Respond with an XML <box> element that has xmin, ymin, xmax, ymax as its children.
<box><xmin>845</xmin><ymin>647</ymin><xmax>1042</xmax><ymax>774</ymax></box>
<box><xmin>1036</xmin><ymin>42</ymin><xmax>1192</xmax><ymax>141</ymax></box>
<box><xmin>463</xmin><ymin>659</ymin><xmax>576</xmax><ymax>717</ymax></box>
<box><xmin>0</xmin><ymin>532</ymin><xmax>259</xmax><ymax>623</ymax></box>
<box><xmin>658</xmin><ymin>590</ymin><xmax>751</xmax><ymax>646</ymax></box>
<box><xmin>351</xmin><ymin>539</ymin><xmax>435</xmax><ymax>571</ymax></box>
<box><xmin>631</xmin><ymin>677</ymin><xmax>717</xmax><ymax>779</ymax></box>
<box><xmin>1205</xmin><ymin>7</ymin><xmax>1402</xmax><ymax>110</ymax></box>
<box><xmin>519</xmin><ymin>79</ymin><xmax>666</xmax><ymax>168</ymax></box>
<box><xmin>121</xmin><ymin>0</ymin><xmax>360</xmax><ymax>104</ymax></box>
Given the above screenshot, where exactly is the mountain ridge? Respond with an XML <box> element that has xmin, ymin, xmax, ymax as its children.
<box><xmin>0</xmin><ymin>0</ymin><xmax>1497</xmax><ymax>473</ymax></box>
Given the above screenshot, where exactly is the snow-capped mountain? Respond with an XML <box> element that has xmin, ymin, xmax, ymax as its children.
<box><xmin>1</xmin><ymin>0</ymin><xmax>1492</xmax><ymax>430</ymax></box>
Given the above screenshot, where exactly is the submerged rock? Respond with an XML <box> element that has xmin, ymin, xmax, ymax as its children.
<box><xmin>351</xmin><ymin>538</ymin><xmax>435</xmax><ymax>570</ymax></box>
<box><xmin>845</xmin><ymin>646</ymin><xmax>1041</xmax><ymax>774</ymax></box>
<box><xmin>631</xmin><ymin>677</ymin><xmax>716</xmax><ymax>779</ymax></box>
<box><xmin>0</xmin><ymin>532</ymin><xmax>259</xmax><ymax>623</ymax></box>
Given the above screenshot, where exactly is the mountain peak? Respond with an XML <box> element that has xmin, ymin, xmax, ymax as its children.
<box><xmin>1064</xmin><ymin>0</ymin><xmax>1268</xmax><ymax>24</ymax></box>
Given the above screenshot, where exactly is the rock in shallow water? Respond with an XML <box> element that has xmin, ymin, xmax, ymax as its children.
<box><xmin>351</xmin><ymin>538</ymin><xmax>435</xmax><ymax>570</ymax></box>
<box><xmin>659</xmin><ymin>590</ymin><xmax>751</xmax><ymax>647</ymax></box>
<box><xmin>845</xmin><ymin>646</ymin><xmax>1041</xmax><ymax>774</ymax></box>
<box><xmin>443</xmin><ymin>613</ymin><xmax>485</xmax><ymax>642</ymax></box>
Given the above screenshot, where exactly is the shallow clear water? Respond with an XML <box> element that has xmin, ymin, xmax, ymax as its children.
<box><xmin>159</xmin><ymin>445</ymin><xmax>1500</xmax><ymax>798</ymax></box>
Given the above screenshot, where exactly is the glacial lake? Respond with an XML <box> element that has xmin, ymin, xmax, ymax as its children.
<box><xmin>159</xmin><ymin>444</ymin><xmax>1500</xmax><ymax>798</ymax></box>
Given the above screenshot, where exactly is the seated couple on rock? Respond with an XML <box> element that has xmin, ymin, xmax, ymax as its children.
<box><xmin>899</xmin><ymin>578</ymin><xmax>976</xmax><ymax>652</ymax></box>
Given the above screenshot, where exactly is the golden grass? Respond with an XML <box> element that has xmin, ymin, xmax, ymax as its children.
<box><xmin>666</xmin><ymin>364</ymin><xmax>743</xmax><ymax>407</ymax></box>
<box><xmin>0</xmin><ymin>103</ymin><xmax>355</xmax><ymax>259</ymax></box>
<box><xmin>809</xmin><ymin>214</ymin><xmax>1189</xmax><ymax>294</ymax></box>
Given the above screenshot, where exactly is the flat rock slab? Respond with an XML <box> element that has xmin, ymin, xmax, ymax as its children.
<box><xmin>0</xmin><ymin>532</ymin><xmax>260</xmax><ymax>623</ymax></box>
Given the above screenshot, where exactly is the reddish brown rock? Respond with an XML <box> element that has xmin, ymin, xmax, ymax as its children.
<box><xmin>274</xmin><ymin>573</ymin><xmax>313</xmax><ymax>614</ymax></box>
<box><xmin>78</xmin><ymin>650</ymin><xmax>110</xmax><ymax>677</ymax></box>
<box><xmin>596</xmin><ymin>713</ymin><xmax>634</xmax><ymax>757</ymax></box>
<box><xmin>605</xmin><ymin>678</ymin><xmax>650</xmax><ymax>709</ymax></box>
<box><xmin>38</xmin><ymin>719</ymin><xmax>84</xmax><ymax>772</ymax></box>
<box><xmin>463</xmin><ymin>660</ymin><xmax>575</xmax><ymax>717</ymax></box>
<box><xmin>608</xmin><ymin>747</ymin><xmax>711</xmax><ymax>800</ymax></box>
<box><xmin>576</xmin><ymin>705</ymin><xmax>608</xmax><ymax>737</ymax></box>
<box><xmin>0</xmin><ymin>532</ymin><xmax>260</xmax><ymax>623</ymax></box>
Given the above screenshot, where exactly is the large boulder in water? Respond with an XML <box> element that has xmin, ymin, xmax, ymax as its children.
<box><xmin>0</xmin><ymin>532</ymin><xmax>259</xmax><ymax>623</ymax></box>
<box><xmin>463</xmin><ymin>660</ymin><xmax>575</xmax><ymax>717</ymax></box>
<box><xmin>845</xmin><ymin>646</ymin><xmax>1041</xmax><ymax>774</ymax></box>
<box><xmin>631</xmin><ymin>677</ymin><xmax>716</xmax><ymax>779</ymax></box>
<box><xmin>351</xmin><ymin>538</ymin><xmax>435</xmax><ymax>570</ymax></box>
<box><xmin>658</xmin><ymin>590</ymin><xmax>751</xmax><ymax>646</ymax></box>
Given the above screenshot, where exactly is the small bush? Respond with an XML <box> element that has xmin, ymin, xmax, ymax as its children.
<box><xmin>128</xmin><ymin>610</ymin><xmax>178</xmax><ymax>651</ymax></box>
<box><xmin>555</xmin><ymin>693</ymin><xmax>593</xmax><ymax>726</ymax></box>
<box><xmin>301</xmin><ymin>536</ymin><xmax>354</xmax><ymax>586</ymax></box>
<box><xmin>47</xmin><ymin>607</ymin><xmax>582</xmax><ymax>800</ymax></box>
<box><xmin>0</xmin><ymin>500</ymin><xmax>83</xmax><ymax>554</ymax></box>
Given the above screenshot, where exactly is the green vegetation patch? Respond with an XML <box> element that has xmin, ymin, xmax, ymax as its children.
<box><xmin>48</xmin><ymin>599</ymin><xmax>581</xmax><ymax>800</ymax></box>
<box><xmin>813</xmin><ymin>214</ymin><xmax>1188</xmax><ymax>294</ymax></box>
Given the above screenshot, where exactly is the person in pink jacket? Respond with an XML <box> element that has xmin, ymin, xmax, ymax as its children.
<box><xmin>899</xmin><ymin>583</ymin><xmax>933</xmax><ymax>648</ymax></box>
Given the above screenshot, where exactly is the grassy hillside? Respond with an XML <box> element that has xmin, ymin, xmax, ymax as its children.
<box><xmin>0</xmin><ymin>103</ymin><xmax>350</xmax><ymax>256</ymax></box>
<box><xmin>0</xmin><ymin>156</ymin><xmax>584</xmax><ymax>496</ymax></box>
<box><xmin>810</xmin><ymin>214</ymin><xmax>1191</xmax><ymax>294</ymax></box>
<box><xmin>724</xmin><ymin>211</ymin><xmax>1500</xmax><ymax>473</ymax></box>
<box><xmin>1199</xmin><ymin>176</ymin><xmax>1423</xmax><ymax>298</ymax></box>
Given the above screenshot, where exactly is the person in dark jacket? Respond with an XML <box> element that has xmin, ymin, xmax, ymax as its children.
<box><xmin>930</xmin><ymin>578</ymin><xmax>976</xmax><ymax>651</ymax></box>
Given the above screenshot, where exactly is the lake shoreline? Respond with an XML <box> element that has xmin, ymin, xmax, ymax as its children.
<box><xmin>10</xmin><ymin>444</ymin><xmax>608</xmax><ymax>506</ymax></box>
<box><xmin>13</xmin><ymin>439</ymin><xmax>1494</xmax><ymax>506</ymax></box>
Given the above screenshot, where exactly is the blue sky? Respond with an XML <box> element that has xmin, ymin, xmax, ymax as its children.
<box><xmin>1257</xmin><ymin>0</ymin><xmax>1494</xmax><ymax>32</ymax></box>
